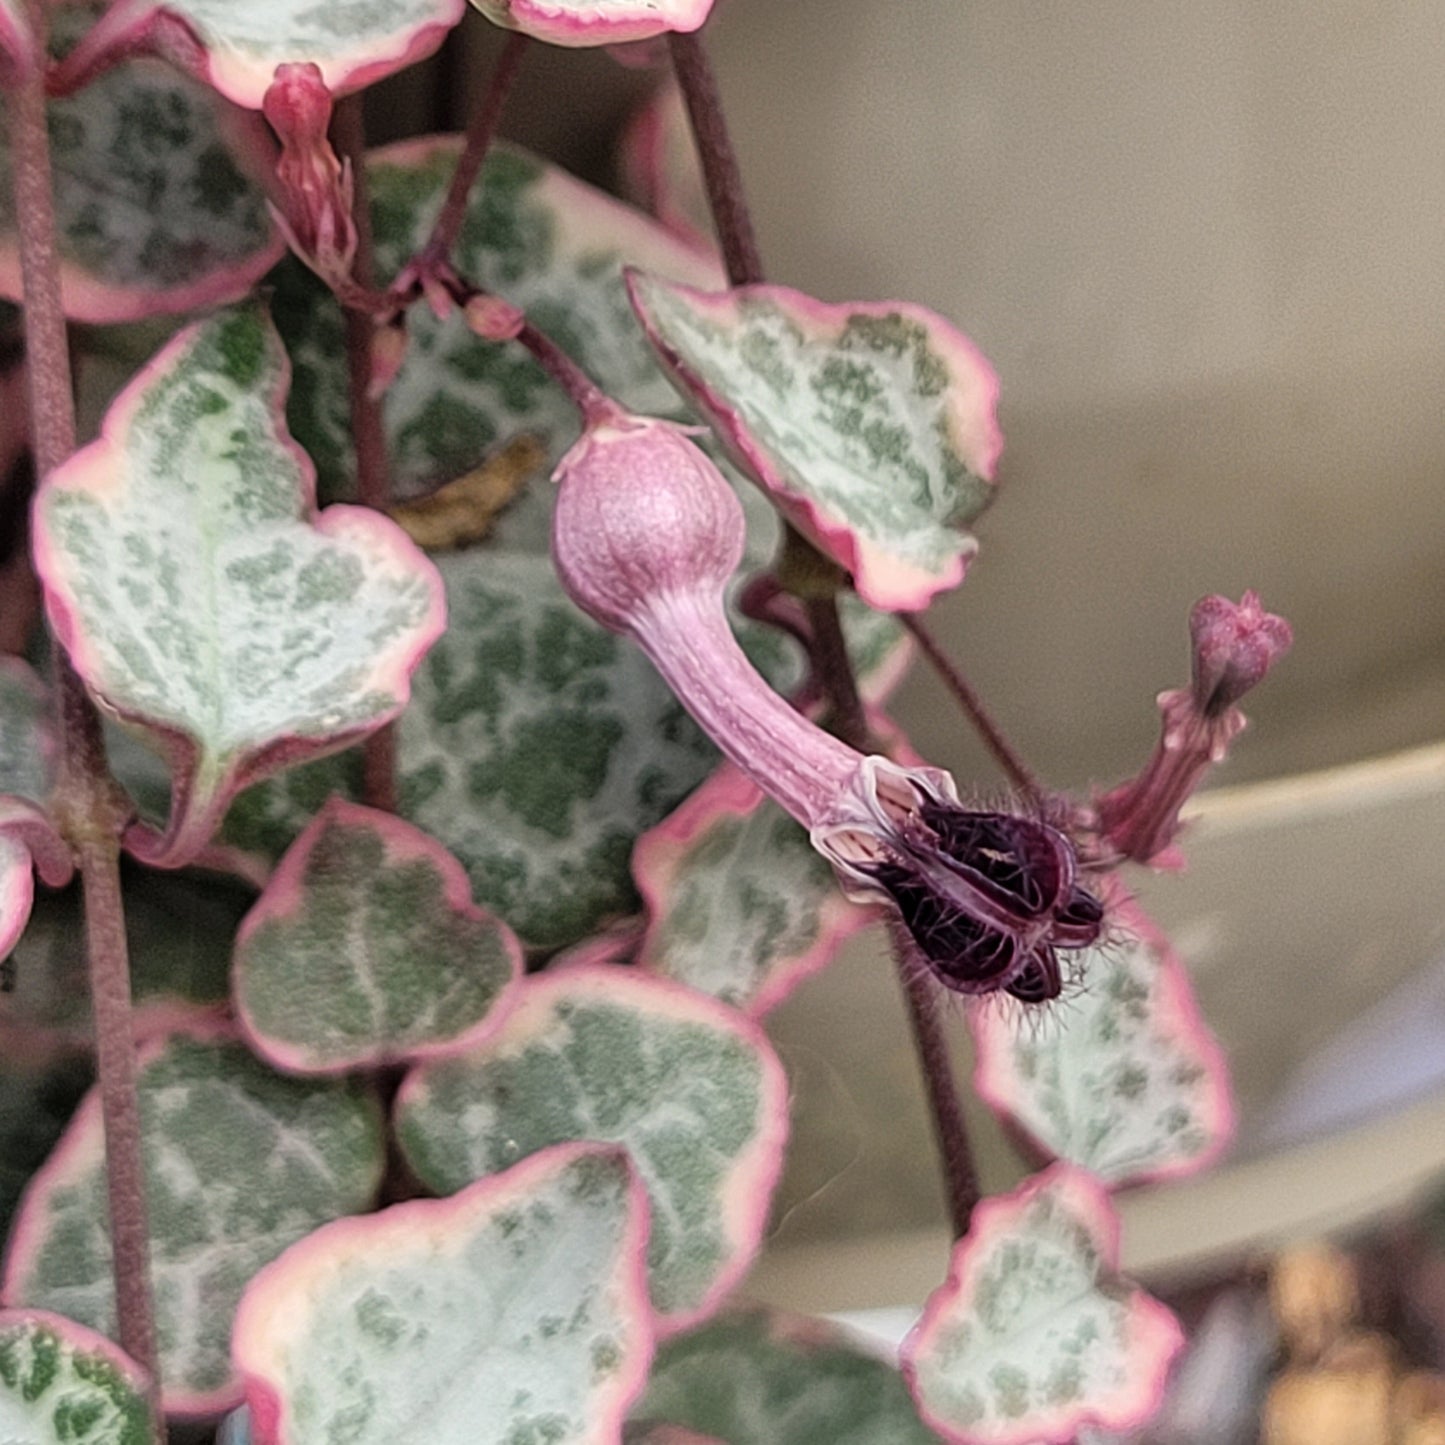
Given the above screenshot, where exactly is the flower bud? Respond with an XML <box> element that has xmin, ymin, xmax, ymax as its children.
<box><xmin>1190</xmin><ymin>590</ymin><xmax>1293</xmax><ymax>717</ymax></box>
<box><xmin>551</xmin><ymin>414</ymin><xmax>745</xmax><ymax>633</ymax></box>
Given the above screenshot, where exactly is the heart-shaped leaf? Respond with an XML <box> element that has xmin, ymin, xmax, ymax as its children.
<box><xmin>628</xmin><ymin>272</ymin><xmax>1002</xmax><ymax>612</ymax></box>
<box><xmin>633</xmin><ymin>763</ymin><xmax>871</xmax><ymax>1015</ymax></box>
<box><xmin>2</xmin><ymin>1019</ymin><xmax>386</xmax><ymax>1415</ymax></box>
<box><xmin>32</xmin><ymin>301</ymin><xmax>445</xmax><ymax>869</ymax></box>
<box><xmin>635</xmin><ymin>1307</ymin><xmax>946</xmax><ymax>1445</ymax></box>
<box><xmin>0</xmin><ymin>6</ymin><xmax>282</xmax><ymax>322</ymax></box>
<box><xmin>233</xmin><ymin>1143</ymin><xmax>654</xmax><ymax>1445</ymax></box>
<box><xmin>276</xmin><ymin>138</ymin><xmax>723</xmax><ymax>514</ymax></box>
<box><xmin>970</xmin><ymin>884</ymin><xmax>1233</xmax><ymax>1187</ymax></box>
<box><xmin>51</xmin><ymin>0</ymin><xmax>464</xmax><ymax>111</ymax></box>
<box><xmin>234</xmin><ymin>797</ymin><xmax>522</xmax><ymax>1073</ymax></box>
<box><xmin>470</xmin><ymin>0</ymin><xmax>713</xmax><ymax>47</ymax></box>
<box><xmin>0</xmin><ymin>1308</ymin><xmax>156</xmax><ymax>1445</ymax></box>
<box><xmin>0</xmin><ymin>799</ymin><xmax>72</xmax><ymax>963</ymax></box>
<box><xmin>395</xmin><ymin>548</ymin><xmax>717</xmax><ymax>949</ymax></box>
<box><xmin>900</xmin><ymin>1166</ymin><xmax>1184</xmax><ymax>1445</ymax></box>
<box><xmin>395</xmin><ymin>966</ymin><xmax>788</xmax><ymax>1328</ymax></box>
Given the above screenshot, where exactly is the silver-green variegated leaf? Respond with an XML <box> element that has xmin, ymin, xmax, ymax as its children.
<box><xmin>628</xmin><ymin>272</ymin><xmax>1003</xmax><ymax>612</ymax></box>
<box><xmin>471</xmin><ymin>0</ymin><xmax>712</xmax><ymax>46</ymax></box>
<box><xmin>0</xmin><ymin>660</ymin><xmax>53</xmax><ymax>803</ymax></box>
<box><xmin>0</xmin><ymin>5</ymin><xmax>281</xmax><ymax>323</ymax></box>
<box><xmin>234</xmin><ymin>797</ymin><xmax>522</xmax><ymax>1073</ymax></box>
<box><xmin>636</xmin><ymin>1307</ymin><xmax>945</xmax><ymax>1445</ymax></box>
<box><xmin>33</xmin><ymin>302</ymin><xmax>445</xmax><ymax>870</ymax></box>
<box><xmin>232</xmin><ymin>1144</ymin><xmax>654</xmax><ymax>1445</ymax></box>
<box><xmin>395</xmin><ymin>967</ymin><xmax>788</xmax><ymax>1327</ymax></box>
<box><xmin>971</xmin><ymin>886</ymin><xmax>1234</xmax><ymax>1189</ymax></box>
<box><xmin>0</xmin><ymin>1310</ymin><xmax>155</xmax><ymax>1445</ymax></box>
<box><xmin>1</xmin><ymin>1022</ymin><xmax>386</xmax><ymax>1415</ymax></box>
<box><xmin>51</xmin><ymin>0</ymin><xmax>464</xmax><ymax>111</ymax></box>
<box><xmin>900</xmin><ymin>1167</ymin><xmax>1183</xmax><ymax>1445</ymax></box>
<box><xmin>276</xmin><ymin>137</ymin><xmax>722</xmax><ymax>520</ymax></box>
<box><xmin>396</xmin><ymin>548</ymin><xmax>715</xmax><ymax>949</ymax></box>
<box><xmin>634</xmin><ymin>763</ymin><xmax>870</xmax><ymax>1015</ymax></box>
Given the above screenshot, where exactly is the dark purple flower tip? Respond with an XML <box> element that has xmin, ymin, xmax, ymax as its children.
<box><xmin>812</xmin><ymin>758</ymin><xmax>1103</xmax><ymax>1002</ymax></box>
<box><xmin>1189</xmin><ymin>590</ymin><xmax>1293</xmax><ymax>718</ymax></box>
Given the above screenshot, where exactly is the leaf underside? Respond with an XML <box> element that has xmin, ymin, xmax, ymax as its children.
<box><xmin>471</xmin><ymin>0</ymin><xmax>714</xmax><ymax>47</ymax></box>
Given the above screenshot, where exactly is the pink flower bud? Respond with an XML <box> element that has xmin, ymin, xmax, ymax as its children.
<box><xmin>463</xmin><ymin>294</ymin><xmax>526</xmax><ymax>343</ymax></box>
<box><xmin>262</xmin><ymin>64</ymin><xmax>357</xmax><ymax>293</ymax></box>
<box><xmin>1190</xmin><ymin>590</ymin><xmax>1294</xmax><ymax>716</ymax></box>
<box><xmin>552</xmin><ymin>414</ymin><xmax>745</xmax><ymax>634</ymax></box>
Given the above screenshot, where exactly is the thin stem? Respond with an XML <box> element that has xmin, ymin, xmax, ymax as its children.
<box><xmin>889</xmin><ymin>920</ymin><xmax>980</xmax><ymax>1239</ymax></box>
<box><xmin>331</xmin><ymin>95</ymin><xmax>398</xmax><ymax>811</ymax></box>
<box><xmin>9</xmin><ymin>18</ymin><xmax>164</xmax><ymax>1431</ymax></box>
<box><xmin>667</xmin><ymin>30</ymin><xmax>763</xmax><ymax>286</ymax></box>
<box><xmin>803</xmin><ymin>596</ymin><xmax>869</xmax><ymax>751</ymax></box>
<box><xmin>900</xmin><ymin>612</ymin><xmax>1045</xmax><ymax>804</ymax></box>
<box><xmin>515</xmin><ymin>318</ymin><xmax>617</xmax><ymax>427</ymax></box>
<box><xmin>422</xmin><ymin>32</ymin><xmax>528</xmax><ymax>265</ymax></box>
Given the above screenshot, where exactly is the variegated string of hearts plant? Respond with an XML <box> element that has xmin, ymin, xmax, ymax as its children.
<box><xmin>0</xmin><ymin>2</ymin><xmax>1292</xmax><ymax>1443</ymax></box>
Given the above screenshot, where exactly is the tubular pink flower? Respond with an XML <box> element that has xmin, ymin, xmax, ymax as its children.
<box><xmin>552</xmin><ymin>413</ymin><xmax>1101</xmax><ymax>1001</ymax></box>
<box><xmin>262</xmin><ymin>64</ymin><xmax>358</xmax><ymax>293</ymax></box>
<box><xmin>1094</xmin><ymin>591</ymin><xmax>1293</xmax><ymax>867</ymax></box>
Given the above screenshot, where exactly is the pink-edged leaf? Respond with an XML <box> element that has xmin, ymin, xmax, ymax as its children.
<box><xmin>1</xmin><ymin>1017</ymin><xmax>386</xmax><ymax>1416</ymax></box>
<box><xmin>633</xmin><ymin>762</ymin><xmax>871</xmax><ymax>1015</ymax></box>
<box><xmin>628</xmin><ymin>272</ymin><xmax>1002</xmax><ymax>612</ymax></box>
<box><xmin>471</xmin><ymin>0</ymin><xmax>712</xmax><ymax>48</ymax></box>
<box><xmin>234</xmin><ymin>797</ymin><xmax>522</xmax><ymax>1074</ymax></box>
<box><xmin>636</xmin><ymin>1306</ymin><xmax>945</xmax><ymax>1444</ymax></box>
<box><xmin>0</xmin><ymin>797</ymin><xmax>72</xmax><ymax>961</ymax></box>
<box><xmin>901</xmin><ymin>1166</ymin><xmax>1184</xmax><ymax>1445</ymax></box>
<box><xmin>0</xmin><ymin>1308</ymin><xmax>156</xmax><ymax>1445</ymax></box>
<box><xmin>233</xmin><ymin>1143</ymin><xmax>655</xmax><ymax>1445</ymax></box>
<box><xmin>971</xmin><ymin>882</ymin><xmax>1234</xmax><ymax>1188</ymax></box>
<box><xmin>619</xmin><ymin>78</ymin><xmax>712</xmax><ymax>251</ymax></box>
<box><xmin>0</xmin><ymin>6</ymin><xmax>282</xmax><ymax>323</ymax></box>
<box><xmin>50</xmin><ymin>0</ymin><xmax>464</xmax><ymax>112</ymax></box>
<box><xmin>395</xmin><ymin>965</ymin><xmax>788</xmax><ymax>1330</ymax></box>
<box><xmin>32</xmin><ymin>301</ymin><xmax>445</xmax><ymax>871</ymax></box>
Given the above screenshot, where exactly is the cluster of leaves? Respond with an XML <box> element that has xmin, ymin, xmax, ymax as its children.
<box><xmin>0</xmin><ymin>2</ymin><xmax>1251</xmax><ymax>1443</ymax></box>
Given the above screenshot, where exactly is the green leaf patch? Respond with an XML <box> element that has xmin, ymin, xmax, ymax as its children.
<box><xmin>396</xmin><ymin>967</ymin><xmax>788</xmax><ymax>1327</ymax></box>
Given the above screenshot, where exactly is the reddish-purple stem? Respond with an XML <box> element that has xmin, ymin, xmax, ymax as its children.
<box><xmin>8</xmin><ymin>14</ymin><xmax>164</xmax><ymax>1431</ymax></box>
<box><xmin>669</xmin><ymin>24</ymin><xmax>979</xmax><ymax>1237</ymax></box>
<box><xmin>667</xmin><ymin>30</ymin><xmax>763</xmax><ymax>287</ymax></box>
<box><xmin>900</xmin><ymin>612</ymin><xmax>1046</xmax><ymax>805</ymax></box>
<box><xmin>890</xmin><ymin>920</ymin><xmax>980</xmax><ymax>1239</ymax></box>
<box><xmin>331</xmin><ymin>95</ymin><xmax>398</xmax><ymax>811</ymax></box>
<box><xmin>421</xmin><ymin>32</ymin><xmax>528</xmax><ymax>266</ymax></box>
<box><xmin>515</xmin><ymin>319</ymin><xmax>618</xmax><ymax>427</ymax></box>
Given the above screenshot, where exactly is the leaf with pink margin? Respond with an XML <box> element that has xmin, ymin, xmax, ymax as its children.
<box><xmin>0</xmin><ymin>659</ymin><xmax>54</xmax><ymax>805</ymax></box>
<box><xmin>2</xmin><ymin>1017</ymin><xmax>386</xmax><ymax>1416</ymax></box>
<box><xmin>0</xmin><ymin>797</ymin><xmax>72</xmax><ymax>962</ymax></box>
<box><xmin>234</xmin><ymin>797</ymin><xmax>522</xmax><ymax>1074</ymax></box>
<box><xmin>471</xmin><ymin>0</ymin><xmax>712</xmax><ymax>48</ymax></box>
<box><xmin>628</xmin><ymin>272</ymin><xmax>1002</xmax><ymax>612</ymax></box>
<box><xmin>0</xmin><ymin>1308</ymin><xmax>156</xmax><ymax>1445</ymax></box>
<box><xmin>50</xmin><ymin>0</ymin><xmax>464</xmax><ymax>112</ymax></box>
<box><xmin>395</xmin><ymin>966</ymin><xmax>788</xmax><ymax>1329</ymax></box>
<box><xmin>970</xmin><ymin>881</ymin><xmax>1233</xmax><ymax>1188</ymax></box>
<box><xmin>233</xmin><ymin>1143</ymin><xmax>654</xmax><ymax>1445</ymax></box>
<box><xmin>635</xmin><ymin>1306</ymin><xmax>945</xmax><ymax>1445</ymax></box>
<box><xmin>32</xmin><ymin>301</ymin><xmax>445</xmax><ymax>870</ymax></box>
<box><xmin>901</xmin><ymin>1166</ymin><xmax>1184</xmax><ymax>1445</ymax></box>
<box><xmin>633</xmin><ymin>762</ymin><xmax>871</xmax><ymax>1015</ymax></box>
<box><xmin>0</xmin><ymin>5</ymin><xmax>282</xmax><ymax>323</ymax></box>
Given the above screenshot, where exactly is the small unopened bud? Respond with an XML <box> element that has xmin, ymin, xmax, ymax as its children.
<box><xmin>1094</xmin><ymin>591</ymin><xmax>1292</xmax><ymax>867</ymax></box>
<box><xmin>263</xmin><ymin>64</ymin><xmax>357</xmax><ymax>293</ymax></box>
<box><xmin>368</xmin><ymin>319</ymin><xmax>408</xmax><ymax>400</ymax></box>
<box><xmin>552</xmin><ymin>413</ymin><xmax>744</xmax><ymax>634</ymax></box>
<box><xmin>463</xmin><ymin>294</ymin><xmax>526</xmax><ymax>343</ymax></box>
<box><xmin>1191</xmin><ymin>590</ymin><xmax>1294</xmax><ymax>717</ymax></box>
